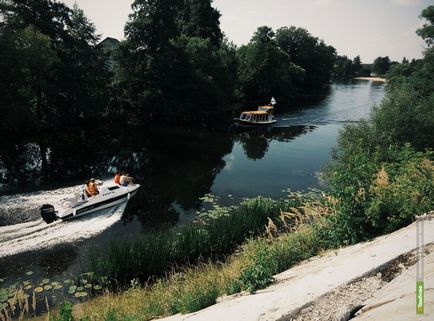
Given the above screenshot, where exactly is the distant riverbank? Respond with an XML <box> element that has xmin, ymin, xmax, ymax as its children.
<box><xmin>353</xmin><ymin>76</ymin><xmax>386</xmax><ymax>82</ymax></box>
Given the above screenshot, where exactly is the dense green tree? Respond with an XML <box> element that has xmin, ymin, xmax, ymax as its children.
<box><xmin>352</xmin><ymin>55</ymin><xmax>362</xmax><ymax>76</ymax></box>
<box><xmin>332</xmin><ymin>55</ymin><xmax>354</xmax><ymax>79</ymax></box>
<box><xmin>237</xmin><ymin>26</ymin><xmax>304</xmax><ymax>105</ymax></box>
<box><xmin>372</xmin><ymin>56</ymin><xmax>391</xmax><ymax>76</ymax></box>
<box><xmin>179</xmin><ymin>0</ymin><xmax>222</xmax><ymax>47</ymax></box>
<box><xmin>118</xmin><ymin>0</ymin><xmax>234</xmax><ymax>125</ymax></box>
<box><xmin>417</xmin><ymin>5</ymin><xmax>434</xmax><ymax>46</ymax></box>
<box><xmin>14</xmin><ymin>25</ymin><xmax>59</xmax><ymax>123</ymax></box>
<box><xmin>275</xmin><ymin>26</ymin><xmax>336</xmax><ymax>90</ymax></box>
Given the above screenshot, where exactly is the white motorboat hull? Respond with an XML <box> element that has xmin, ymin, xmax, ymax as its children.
<box><xmin>41</xmin><ymin>183</ymin><xmax>140</xmax><ymax>224</ymax></box>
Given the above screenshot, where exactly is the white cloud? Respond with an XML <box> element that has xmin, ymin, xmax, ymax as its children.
<box><xmin>390</xmin><ymin>0</ymin><xmax>421</xmax><ymax>6</ymax></box>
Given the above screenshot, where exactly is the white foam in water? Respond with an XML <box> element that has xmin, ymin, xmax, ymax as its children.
<box><xmin>0</xmin><ymin>181</ymin><xmax>126</xmax><ymax>258</ymax></box>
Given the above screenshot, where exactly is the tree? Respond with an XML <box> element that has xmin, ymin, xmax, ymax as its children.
<box><xmin>179</xmin><ymin>0</ymin><xmax>222</xmax><ymax>47</ymax></box>
<box><xmin>117</xmin><ymin>0</ymin><xmax>235</xmax><ymax>125</ymax></box>
<box><xmin>276</xmin><ymin>26</ymin><xmax>336</xmax><ymax>90</ymax></box>
<box><xmin>417</xmin><ymin>5</ymin><xmax>434</xmax><ymax>46</ymax></box>
<box><xmin>352</xmin><ymin>55</ymin><xmax>362</xmax><ymax>76</ymax></box>
<box><xmin>14</xmin><ymin>25</ymin><xmax>59</xmax><ymax>123</ymax></box>
<box><xmin>332</xmin><ymin>55</ymin><xmax>353</xmax><ymax>79</ymax></box>
<box><xmin>237</xmin><ymin>26</ymin><xmax>303</xmax><ymax>104</ymax></box>
<box><xmin>372</xmin><ymin>56</ymin><xmax>391</xmax><ymax>76</ymax></box>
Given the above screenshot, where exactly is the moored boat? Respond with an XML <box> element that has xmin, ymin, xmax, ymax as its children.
<box><xmin>234</xmin><ymin>97</ymin><xmax>277</xmax><ymax>127</ymax></box>
<box><xmin>40</xmin><ymin>182</ymin><xmax>140</xmax><ymax>224</ymax></box>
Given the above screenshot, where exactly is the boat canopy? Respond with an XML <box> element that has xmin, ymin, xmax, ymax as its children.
<box><xmin>241</xmin><ymin>111</ymin><xmax>268</xmax><ymax>115</ymax></box>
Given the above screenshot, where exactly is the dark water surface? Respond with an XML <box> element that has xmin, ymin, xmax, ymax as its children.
<box><xmin>0</xmin><ymin>80</ymin><xmax>385</xmax><ymax>311</ymax></box>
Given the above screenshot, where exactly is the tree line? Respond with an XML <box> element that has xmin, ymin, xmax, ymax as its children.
<box><xmin>0</xmin><ymin>0</ymin><xmax>423</xmax><ymax>135</ymax></box>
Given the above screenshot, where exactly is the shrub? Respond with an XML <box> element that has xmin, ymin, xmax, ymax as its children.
<box><xmin>239</xmin><ymin>243</ymin><xmax>278</xmax><ymax>293</ymax></box>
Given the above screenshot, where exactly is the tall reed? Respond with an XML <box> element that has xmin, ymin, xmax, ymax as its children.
<box><xmin>89</xmin><ymin>197</ymin><xmax>305</xmax><ymax>284</ymax></box>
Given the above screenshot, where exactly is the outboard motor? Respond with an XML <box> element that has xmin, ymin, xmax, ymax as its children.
<box><xmin>40</xmin><ymin>204</ymin><xmax>57</xmax><ymax>224</ymax></box>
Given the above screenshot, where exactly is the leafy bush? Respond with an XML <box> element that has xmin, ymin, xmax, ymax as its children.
<box><xmin>327</xmin><ymin>141</ymin><xmax>433</xmax><ymax>244</ymax></box>
<box><xmin>239</xmin><ymin>244</ymin><xmax>278</xmax><ymax>293</ymax></box>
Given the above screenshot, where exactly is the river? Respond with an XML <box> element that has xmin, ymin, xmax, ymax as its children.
<box><xmin>0</xmin><ymin>79</ymin><xmax>385</xmax><ymax>312</ymax></box>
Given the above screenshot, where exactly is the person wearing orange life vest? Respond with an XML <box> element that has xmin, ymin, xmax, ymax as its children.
<box><xmin>85</xmin><ymin>178</ymin><xmax>99</xmax><ymax>197</ymax></box>
<box><xmin>114</xmin><ymin>171</ymin><xmax>121</xmax><ymax>185</ymax></box>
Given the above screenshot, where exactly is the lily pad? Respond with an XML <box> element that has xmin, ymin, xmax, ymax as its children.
<box><xmin>25</xmin><ymin>271</ymin><xmax>33</xmax><ymax>276</ymax></box>
<box><xmin>0</xmin><ymin>290</ymin><xmax>8</xmax><ymax>303</ymax></box>
<box><xmin>63</xmin><ymin>279</ymin><xmax>72</xmax><ymax>284</ymax></box>
<box><xmin>0</xmin><ymin>302</ymin><xmax>6</xmax><ymax>311</ymax></box>
<box><xmin>93</xmin><ymin>285</ymin><xmax>102</xmax><ymax>290</ymax></box>
<box><xmin>42</xmin><ymin>279</ymin><xmax>50</xmax><ymax>285</ymax></box>
<box><xmin>53</xmin><ymin>284</ymin><xmax>63</xmax><ymax>290</ymax></box>
<box><xmin>44</xmin><ymin>285</ymin><xmax>52</xmax><ymax>291</ymax></box>
<box><xmin>81</xmin><ymin>279</ymin><xmax>88</xmax><ymax>284</ymax></box>
<box><xmin>51</xmin><ymin>282</ymin><xmax>60</xmax><ymax>286</ymax></box>
<box><xmin>24</xmin><ymin>285</ymin><xmax>33</xmax><ymax>290</ymax></box>
<box><xmin>34</xmin><ymin>287</ymin><xmax>44</xmax><ymax>293</ymax></box>
<box><xmin>68</xmin><ymin>285</ymin><xmax>77</xmax><ymax>295</ymax></box>
<box><xmin>0</xmin><ymin>278</ymin><xmax>4</xmax><ymax>283</ymax></box>
<box><xmin>84</xmin><ymin>284</ymin><xmax>92</xmax><ymax>289</ymax></box>
<box><xmin>23</xmin><ymin>281</ymin><xmax>31</xmax><ymax>286</ymax></box>
<box><xmin>76</xmin><ymin>286</ymin><xmax>84</xmax><ymax>292</ymax></box>
<box><xmin>74</xmin><ymin>292</ymin><xmax>87</xmax><ymax>298</ymax></box>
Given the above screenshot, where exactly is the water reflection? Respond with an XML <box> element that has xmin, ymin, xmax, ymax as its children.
<box><xmin>235</xmin><ymin>125</ymin><xmax>316</xmax><ymax>160</ymax></box>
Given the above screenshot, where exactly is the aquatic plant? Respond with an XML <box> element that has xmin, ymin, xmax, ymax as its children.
<box><xmin>89</xmin><ymin>196</ymin><xmax>311</xmax><ymax>284</ymax></box>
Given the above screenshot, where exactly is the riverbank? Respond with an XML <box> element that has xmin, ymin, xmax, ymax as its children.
<box><xmin>353</xmin><ymin>76</ymin><xmax>386</xmax><ymax>82</ymax></box>
<box><xmin>159</xmin><ymin>213</ymin><xmax>433</xmax><ymax>321</ymax></box>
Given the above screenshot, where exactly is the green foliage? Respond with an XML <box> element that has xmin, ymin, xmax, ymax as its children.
<box><xmin>170</xmin><ymin>281</ymin><xmax>219</xmax><ymax>313</ymax></box>
<box><xmin>276</xmin><ymin>26</ymin><xmax>336</xmax><ymax>90</ymax></box>
<box><xmin>372</xmin><ymin>86</ymin><xmax>434</xmax><ymax>150</ymax></box>
<box><xmin>326</xmin><ymin>7</ymin><xmax>434</xmax><ymax>243</ymax></box>
<box><xmin>236</xmin><ymin>26</ymin><xmax>304</xmax><ymax>104</ymax></box>
<box><xmin>0</xmin><ymin>0</ymin><xmax>111</xmax><ymax>135</ymax></box>
<box><xmin>89</xmin><ymin>197</ymin><xmax>304</xmax><ymax>284</ymax></box>
<box><xmin>118</xmin><ymin>0</ymin><xmax>234</xmax><ymax>125</ymax></box>
<box><xmin>417</xmin><ymin>5</ymin><xmax>434</xmax><ymax>46</ymax></box>
<box><xmin>372</xmin><ymin>56</ymin><xmax>391</xmax><ymax>76</ymax></box>
<box><xmin>51</xmin><ymin>301</ymin><xmax>74</xmax><ymax>321</ymax></box>
<box><xmin>328</xmin><ymin>140</ymin><xmax>433</xmax><ymax>244</ymax></box>
<box><xmin>240</xmin><ymin>244</ymin><xmax>277</xmax><ymax>293</ymax></box>
<box><xmin>332</xmin><ymin>55</ymin><xmax>364</xmax><ymax>79</ymax></box>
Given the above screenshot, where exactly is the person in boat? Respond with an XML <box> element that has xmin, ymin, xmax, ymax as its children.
<box><xmin>120</xmin><ymin>172</ymin><xmax>134</xmax><ymax>186</ymax></box>
<box><xmin>114</xmin><ymin>171</ymin><xmax>121</xmax><ymax>185</ymax></box>
<box><xmin>85</xmin><ymin>178</ymin><xmax>99</xmax><ymax>197</ymax></box>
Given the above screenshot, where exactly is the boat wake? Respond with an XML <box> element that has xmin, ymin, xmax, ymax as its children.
<box><xmin>0</xmin><ymin>182</ymin><xmax>126</xmax><ymax>258</ymax></box>
<box><xmin>0</xmin><ymin>204</ymin><xmax>125</xmax><ymax>258</ymax></box>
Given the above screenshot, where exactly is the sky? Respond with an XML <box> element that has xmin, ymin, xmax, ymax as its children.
<box><xmin>62</xmin><ymin>0</ymin><xmax>432</xmax><ymax>63</ymax></box>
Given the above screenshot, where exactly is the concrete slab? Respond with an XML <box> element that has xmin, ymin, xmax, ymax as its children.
<box><xmin>353</xmin><ymin>248</ymin><xmax>434</xmax><ymax>321</ymax></box>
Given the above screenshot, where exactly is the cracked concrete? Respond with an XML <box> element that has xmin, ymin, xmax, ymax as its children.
<box><xmin>157</xmin><ymin>216</ymin><xmax>434</xmax><ymax>321</ymax></box>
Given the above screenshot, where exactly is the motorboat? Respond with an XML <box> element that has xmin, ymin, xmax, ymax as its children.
<box><xmin>234</xmin><ymin>97</ymin><xmax>277</xmax><ymax>127</ymax></box>
<box><xmin>40</xmin><ymin>182</ymin><xmax>140</xmax><ymax>224</ymax></box>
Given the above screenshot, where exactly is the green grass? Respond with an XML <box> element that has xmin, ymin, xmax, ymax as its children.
<box><xmin>89</xmin><ymin>196</ymin><xmax>310</xmax><ymax>284</ymax></box>
<box><xmin>65</xmin><ymin>214</ymin><xmax>333</xmax><ymax>321</ymax></box>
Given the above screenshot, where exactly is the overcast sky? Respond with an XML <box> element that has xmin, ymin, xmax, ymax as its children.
<box><xmin>62</xmin><ymin>0</ymin><xmax>431</xmax><ymax>63</ymax></box>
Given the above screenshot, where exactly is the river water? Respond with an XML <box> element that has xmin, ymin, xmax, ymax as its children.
<box><xmin>0</xmin><ymin>79</ymin><xmax>385</xmax><ymax>311</ymax></box>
